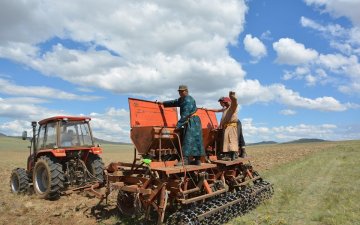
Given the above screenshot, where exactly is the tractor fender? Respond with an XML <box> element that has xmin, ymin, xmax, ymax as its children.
<box><xmin>90</xmin><ymin>146</ymin><xmax>102</xmax><ymax>155</ymax></box>
<box><xmin>36</xmin><ymin>149</ymin><xmax>66</xmax><ymax>158</ymax></box>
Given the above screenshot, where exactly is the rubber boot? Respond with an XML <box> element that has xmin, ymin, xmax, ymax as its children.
<box><xmin>194</xmin><ymin>156</ymin><xmax>202</xmax><ymax>166</ymax></box>
<box><xmin>222</xmin><ymin>153</ymin><xmax>231</xmax><ymax>161</ymax></box>
<box><xmin>176</xmin><ymin>157</ymin><xmax>189</xmax><ymax>166</ymax></box>
<box><xmin>230</xmin><ymin>151</ymin><xmax>238</xmax><ymax>161</ymax></box>
<box><xmin>183</xmin><ymin>157</ymin><xmax>189</xmax><ymax>165</ymax></box>
<box><xmin>239</xmin><ymin>147</ymin><xmax>247</xmax><ymax>158</ymax></box>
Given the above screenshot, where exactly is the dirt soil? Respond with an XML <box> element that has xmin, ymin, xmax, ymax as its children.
<box><xmin>0</xmin><ymin>141</ymin><xmax>340</xmax><ymax>225</ymax></box>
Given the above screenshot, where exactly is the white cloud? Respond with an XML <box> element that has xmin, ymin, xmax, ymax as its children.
<box><xmin>301</xmin><ymin>16</ymin><xmax>360</xmax><ymax>56</ymax></box>
<box><xmin>305</xmin><ymin>74</ymin><xmax>317</xmax><ymax>86</ymax></box>
<box><xmin>280</xmin><ymin>109</ymin><xmax>297</xmax><ymax>116</ymax></box>
<box><xmin>0</xmin><ymin>0</ymin><xmax>354</xmax><ymax>112</ymax></box>
<box><xmin>273</xmin><ymin>38</ymin><xmax>319</xmax><ymax>65</ymax></box>
<box><xmin>283</xmin><ymin>66</ymin><xmax>333</xmax><ymax>86</ymax></box>
<box><xmin>298</xmin><ymin>4</ymin><xmax>360</xmax><ymax>95</ymax></box>
<box><xmin>0</xmin><ymin>1</ymin><xmax>248</xmax><ymax>97</ymax></box>
<box><xmin>301</xmin><ymin>13</ymin><xmax>360</xmax><ymax>95</ymax></box>
<box><xmin>28</xmin><ymin>47</ymin><xmax>246</xmax><ymax>96</ymax></box>
<box><xmin>304</xmin><ymin>0</ymin><xmax>360</xmax><ymax>26</ymax></box>
<box><xmin>317</xmin><ymin>53</ymin><xmax>360</xmax><ymax>94</ymax></box>
<box><xmin>300</xmin><ymin>16</ymin><xmax>323</xmax><ymax>31</ymax></box>
<box><xmin>76</xmin><ymin>87</ymin><xmax>94</xmax><ymax>93</ymax></box>
<box><xmin>276</xmin><ymin>26</ymin><xmax>360</xmax><ymax>94</ymax></box>
<box><xmin>3</xmin><ymin>97</ymin><xmax>49</xmax><ymax>104</ymax></box>
<box><xmin>243</xmin><ymin>34</ymin><xmax>267</xmax><ymax>62</ymax></box>
<box><xmin>271</xmin><ymin>123</ymin><xmax>337</xmax><ymax>141</ymax></box>
<box><xmin>350</xmin><ymin>27</ymin><xmax>360</xmax><ymax>47</ymax></box>
<box><xmin>235</xmin><ymin>81</ymin><xmax>353</xmax><ymax>111</ymax></box>
<box><xmin>330</xmin><ymin>41</ymin><xmax>353</xmax><ymax>55</ymax></box>
<box><xmin>89</xmin><ymin>107</ymin><xmax>130</xmax><ymax>143</ymax></box>
<box><xmin>0</xmin><ymin>0</ymin><xmax>64</xmax><ymax>45</ymax></box>
<box><xmin>0</xmin><ymin>78</ymin><xmax>101</xmax><ymax>101</ymax></box>
<box><xmin>282</xmin><ymin>67</ymin><xmax>311</xmax><ymax>81</ymax></box>
<box><xmin>260</xmin><ymin>30</ymin><xmax>272</xmax><ymax>40</ymax></box>
<box><xmin>0</xmin><ymin>0</ymin><xmax>247</xmax><ymax>58</ymax></box>
<box><xmin>242</xmin><ymin>118</ymin><xmax>359</xmax><ymax>143</ymax></box>
<box><xmin>0</xmin><ymin>120</ymin><xmax>31</xmax><ymax>137</ymax></box>
<box><xmin>0</xmin><ymin>98</ymin><xmax>131</xmax><ymax>142</ymax></box>
<box><xmin>338</xmin><ymin>82</ymin><xmax>360</xmax><ymax>95</ymax></box>
<box><xmin>278</xmin><ymin>90</ymin><xmax>350</xmax><ymax>111</ymax></box>
<box><xmin>301</xmin><ymin>16</ymin><xmax>346</xmax><ymax>38</ymax></box>
<box><xmin>0</xmin><ymin>97</ymin><xmax>64</xmax><ymax>121</ymax></box>
<box><xmin>317</xmin><ymin>54</ymin><xmax>359</xmax><ymax>75</ymax></box>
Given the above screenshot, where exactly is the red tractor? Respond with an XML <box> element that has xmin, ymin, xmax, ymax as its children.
<box><xmin>10</xmin><ymin>116</ymin><xmax>104</xmax><ymax>200</ymax></box>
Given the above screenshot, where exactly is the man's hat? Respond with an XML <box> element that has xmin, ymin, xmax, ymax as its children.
<box><xmin>178</xmin><ymin>85</ymin><xmax>188</xmax><ymax>91</ymax></box>
<box><xmin>218</xmin><ymin>97</ymin><xmax>231</xmax><ymax>103</ymax></box>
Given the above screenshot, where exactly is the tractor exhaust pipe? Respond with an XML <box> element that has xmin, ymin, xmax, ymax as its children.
<box><xmin>31</xmin><ymin>121</ymin><xmax>37</xmax><ymax>156</ymax></box>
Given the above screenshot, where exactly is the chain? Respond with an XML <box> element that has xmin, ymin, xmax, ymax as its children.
<box><xmin>166</xmin><ymin>180</ymin><xmax>274</xmax><ymax>225</ymax></box>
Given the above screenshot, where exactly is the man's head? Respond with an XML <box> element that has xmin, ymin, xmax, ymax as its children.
<box><xmin>178</xmin><ymin>85</ymin><xmax>188</xmax><ymax>97</ymax></box>
<box><xmin>218</xmin><ymin>97</ymin><xmax>231</xmax><ymax>107</ymax></box>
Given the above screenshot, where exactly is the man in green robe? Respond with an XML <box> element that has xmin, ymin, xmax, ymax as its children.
<box><xmin>161</xmin><ymin>85</ymin><xmax>205</xmax><ymax>165</ymax></box>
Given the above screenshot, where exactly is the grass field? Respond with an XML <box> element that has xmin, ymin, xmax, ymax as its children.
<box><xmin>0</xmin><ymin>136</ymin><xmax>359</xmax><ymax>225</ymax></box>
<box><xmin>229</xmin><ymin>141</ymin><xmax>360</xmax><ymax>225</ymax></box>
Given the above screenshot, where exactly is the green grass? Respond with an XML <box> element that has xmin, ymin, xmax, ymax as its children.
<box><xmin>229</xmin><ymin>141</ymin><xmax>360</xmax><ymax>225</ymax></box>
<box><xmin>0</xmin><ymin>136</ymin><xmax>29</xmax><ymax>152</ymax></box>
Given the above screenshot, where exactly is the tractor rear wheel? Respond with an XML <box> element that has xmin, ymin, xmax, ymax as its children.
<box><xmin>86</xmin><ymin>154</ymin><xmax>104</xmax><ymax>183</ymax></box>
<box><xmin>10</xmin><ymin>168</ymin><xmax>29</xmax><ymax>194</ymax></box>
<box><xmin>33</xmin><ymin>156</ymin><xmax>64</xmax><ymax>200</ymax></box>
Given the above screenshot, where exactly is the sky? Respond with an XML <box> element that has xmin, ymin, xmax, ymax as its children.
<box><xmin>0</xmin><ymin>0</ymin><xmax>359</xmax><ymax>143</ymax></box>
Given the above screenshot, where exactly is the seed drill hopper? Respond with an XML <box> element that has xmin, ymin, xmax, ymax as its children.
<box><xmin>102</xmin><ymin>98</ymin><xmax>273</xmax><ymax>224</ymax></box>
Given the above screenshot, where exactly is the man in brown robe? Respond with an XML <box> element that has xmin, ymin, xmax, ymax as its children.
<box><xmin>219</xmin><ymin>92</ymin><xmax>239</xmax><ymax>160</ymax></box>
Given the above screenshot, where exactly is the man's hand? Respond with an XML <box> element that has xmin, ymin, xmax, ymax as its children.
<box><xmin>229</xmin><ymin>91</ymin><xmax>237</xmax><ymax>100</ymax></box>
<box><xmin>155</xmin><ymin>100</ymin><xmax>163</xmax><ymax>105</ymax></box>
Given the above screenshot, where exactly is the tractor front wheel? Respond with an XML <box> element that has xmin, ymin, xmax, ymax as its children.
<box><xmin>10</xmin><ymin>168</ymin><xmax>29</xmax><ymax>194</ymax></box>
<box><xmin>33</xmin><ymin>156</ymin><xmax>64</xmax><ymax>200</ymax></box>
<box><xmin>86</xmin><ymin>154</ymin><xmax>104</xmax><ymax>183</ymax></box>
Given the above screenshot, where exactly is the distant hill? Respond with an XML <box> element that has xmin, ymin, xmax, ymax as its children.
<box><xmin>0</xmin><ymin>132</ymin><xmax>6</xmax><ymax>137</ymax></box>
<box><xmin>93</xmin><ymin>137</ymin><xmax>131</xmax><ymax>145</ymax></box>
<box><xmin>283</xmin><ymin>138</ymin><xmax>327</xmax><ymax>144</ymax></box>
<box><xmin>247</xmin><ymin>138</ymin><xmax>328</xmax><ymax>146</ymax></box>
<box><xmin>248</xmin><ymin>141</ymin><xmax>278</xmax><ymax>146</ymax></box>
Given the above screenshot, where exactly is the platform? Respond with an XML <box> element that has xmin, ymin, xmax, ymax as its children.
<box><xmin>152</xmin><ymin>163</ymin><xmax>217</xmax><ymax>175</ymax></box>
<box><xmin>212</xmin><ymin>157</ymin><xmax>252</xmax><ymax>166</ymax></box>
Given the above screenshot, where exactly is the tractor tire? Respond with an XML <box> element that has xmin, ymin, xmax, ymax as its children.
<box><xmin>86</xmin><ymin>154</ymin><xmax>104</xmax><ymax>183</ymax></box>
<box><xmin>33</xmin><ymin>156</ymin><xmax>64</xmax><ymax>200</ymax></box>
<box><xmin>10</xmin><ymin>168</ymin><xmax>29</xmax><ymax>194</ymax></box>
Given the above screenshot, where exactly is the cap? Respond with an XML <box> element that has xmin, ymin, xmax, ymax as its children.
<box><xmin>218</xmin><ymin>97</ymin><xmax>231</xmax><ymax>103</ymax></box>
<box><xmin>178</xmin><ymin>85</ymin><xmax>188</xmax><ymax>91</ymax></box>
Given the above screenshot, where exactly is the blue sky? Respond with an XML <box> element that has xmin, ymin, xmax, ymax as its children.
<box><xmin>0</xmin><ymin>0</ymin><xmax>359</xmax><ymax>143</ymax></box>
